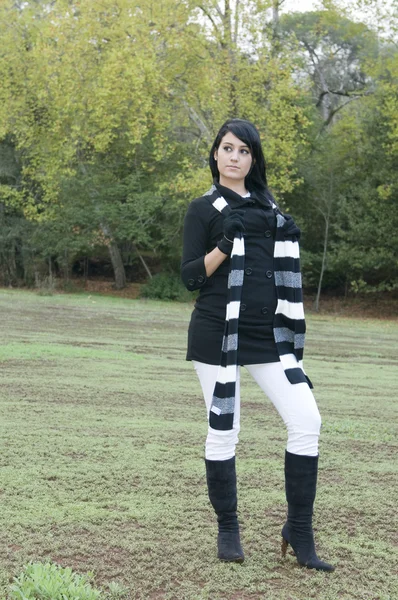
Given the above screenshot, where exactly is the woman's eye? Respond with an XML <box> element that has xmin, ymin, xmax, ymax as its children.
<box><xmin>222</xmin><ymin>146</ymin><xmax>249</xmax><ymax>154</ymax></box>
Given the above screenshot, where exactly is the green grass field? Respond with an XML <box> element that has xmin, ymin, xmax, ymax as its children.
<box><xmin>0</xmin><ymin>289</ymin><xmax>397</xmax><ymax>600</ymax></box>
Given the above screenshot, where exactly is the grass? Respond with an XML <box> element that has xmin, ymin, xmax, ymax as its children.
<box><xmin>0</xmin><ymin>289</ymin><xmax>397</xmax><ymax>600</ymax></box>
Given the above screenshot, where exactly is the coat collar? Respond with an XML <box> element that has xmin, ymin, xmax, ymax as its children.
<box><xmin>214</xmin><ymin>182</ymin><xmax>274</xmax><ymax>210</ymax></box>
<box><xmin>205</xmin><ymin>183</ymin><xmax>298</xmax><ymax>239</ymax></box>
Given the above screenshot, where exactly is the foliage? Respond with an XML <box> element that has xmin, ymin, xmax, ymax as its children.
<box><xmin>278</xmin><ymin>4</ymin><xmax>398</xmax><ymax>303</ymax></box>
<box><xmin>9</xmin><ymin>562</ymin><xmax>101</xmax><ymax>600</ymax></box>
<box><xmin>0</xmin><ymin>1</ymin><xmax>396</xmax><ymax>298</ymax></box>
<box><xmin>140</xmin><ymin>273</ymin><xmax>196</xmax><ymax>302</ymax></box>
<box><xmin>0</xmin><ymin>0</ymin><xmax>310</xmax><ymax>285</ymax></box>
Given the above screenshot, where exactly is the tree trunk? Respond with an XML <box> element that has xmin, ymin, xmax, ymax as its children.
<box><xmin>84</xmin><ymin>256</ymin><xmax>89</xmax><ymax>281</ymax></box>
<box><xmin>99</xmin><ymin>221</ymin><xmax>127</xmax><ymax>289</ymax></box>
<box><xmin>223</xmin><ymin>0</ymin><xmax>238</xmax><ymax>115</ymax></box>
<box><xmin>314</xmin><ymin>214</ymin><xmax>329</xmax><ymax>312</ymax></box>
<box><xmin>108</xmin><ymin>240</ymin><xmax>126</xmax><ymax>289</ymax></box>
<box><xmin>64</xmin><ymin>248</ymin><xmax>70</xmax><ymax>282</ymax></box>
<box><xmin>272</xmin><ymin>0</ymin><xmax>279</xmax><ymax>27</ymax></box>
<box><xmin>8</xmin><ymin>242</ymin><xmax>17</xmax><ymax>286</ymax></box>
<box><xmin>271</xmin><ymin>1</ymin><xmax>284</xmax><ymax>55</ymax></box>
<box><xmin>132</xmin><ymin>243</ymin><xmax>153</xmax><ymax>279</ymax></box>
<box><xmin>314</xmin><ymin>173</ymin><xmax>333</xmax><ymax>312</ymax></box>
<box><xmin>78</xmin><ymin>163</ymin><xmax>127</xmax><ymax>290</ymax></box>
<box><xmin>233</xmin><ymin>0</ymin><xmax>240</xmax><ymax>45</ymax></box>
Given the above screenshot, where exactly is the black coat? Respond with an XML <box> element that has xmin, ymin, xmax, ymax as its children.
<box><xmin>181</xmin><ymin>184</ymin><xmax>280</xmax><ymax>365</ymax></box>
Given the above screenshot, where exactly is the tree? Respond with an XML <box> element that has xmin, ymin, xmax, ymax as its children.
<box><xmin>279</xmin><ymin>9</ymin><xmax>378</xmax><ymax>127</ymax></box>
<box><xmin>0</xmin><ymin>0</ymin><xmax>313</xmax><ymax>287</ymax></box>
<box><xmin>0</xmin><ymin>0</ymin><xmax>177</xmax><ymax>286</ymax></box>
<box><xmin>278</xmin><ymin>9</ymin><xmax>389</xmax><ymax>306</ymax></box>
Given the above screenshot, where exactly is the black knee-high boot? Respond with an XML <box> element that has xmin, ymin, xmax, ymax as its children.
<box><xmin>205</xmin><ymin>456</ymin><xmax>244</xmax><ymax>563</ymax></box>
<box><xmin>282</xmin><ymin>451</ymin><xmax>335</xmax><ymax>572</ymax></box>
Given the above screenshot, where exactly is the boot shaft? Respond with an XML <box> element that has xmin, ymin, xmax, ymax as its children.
<box><xmin>284</xmin><ymin>450</ymin><xmax>318</xmax><ymax>506</ymax></box>
<box><xmin>283</xmin><ymin>451</ymin><xmax>335</xmax><ymax>571</ymax></box>
<box><xmin>205</xmin><ymin>456</ymin><xmax>244</xmax><ymax>563</ymax></box>
<box><xmin>205</xmin><ymin>456</ymin><xmax>238</xmax><ymax>515</ymax></box>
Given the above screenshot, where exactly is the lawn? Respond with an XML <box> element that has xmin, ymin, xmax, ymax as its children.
<box><xmin>0</xmin><ymin>289</ymin><xmax>397</xmax><ymax>600</ymax></box>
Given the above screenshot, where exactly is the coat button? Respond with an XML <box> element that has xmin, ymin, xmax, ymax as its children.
<box><xmin>240</xmin><ymin>304</ymin><xmax>247</xmax><ymax>312</ymax></box>
<box><xmin>245</xmin><ymin>268</ymin><xmax>252</xmax><ymax>275</ymax></box>
<box><xmin>265</xmin><ymin>230</ymin><xmax>272</xmax><ymax>238</ymax></box>
<box><xmin>265</xmin><ymin>270</ymin><xmax>273</xmax><ymax>278</ymax></box>
<box><xmin>261</xmin><ymin>307</ymin><xmax>268</xmax><ymax>315</ymax></box>
<box><xmin>197</xmin><ymin>275</ymin><xmax>205</xmax><ymax>283</ymax></box>
<box><xmin>188</xmin><ymin>278</ymin><xmax>195</xmax><ymax>286</ymax></box>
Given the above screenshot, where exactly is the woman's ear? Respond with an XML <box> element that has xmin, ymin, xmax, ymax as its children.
<box><xmin>214</xmin><ymin>152</ymin><xmax>218</xmax><ymax>161</ymax></box>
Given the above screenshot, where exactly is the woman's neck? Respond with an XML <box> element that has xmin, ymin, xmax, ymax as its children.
<box><xmin>218</xmin><ymin>177</ymin><xmax>248</xmax><ymax>197</ymax></box>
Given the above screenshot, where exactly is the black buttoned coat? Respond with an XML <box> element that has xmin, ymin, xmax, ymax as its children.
<box><xmin>181</xmin><ymin>184</ymin><xmax>280</xmax><ymax>365</ymax></box>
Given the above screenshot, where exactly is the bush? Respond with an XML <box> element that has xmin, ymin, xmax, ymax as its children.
<box><xmin>140</xmin><ymin>273</ymin><xmax>196</xmax><ymax>302</ymax></box>
<box><xmin>35</xmin><ymin>274</ymin><xmax>57</xmax><ymax>297</ymax></box>
<box><xmin>9</xmin><ymin>562</ymin><xmax>102</xmax><ymax>600</ymax></box>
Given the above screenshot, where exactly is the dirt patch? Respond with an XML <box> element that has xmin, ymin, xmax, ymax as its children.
<box><xmin>304</xmin><ymin>293</ymin><xmax>398</xmax><ymax>320</ymax></box>
<box><xmin>69</xmin><ymin>280</ymin><xmax>143</xmax><ymax>299</ymax></box>
<box><xmin>3</xmin><ymin>283</ymin><xmax>397</xmax><ymax>320</ymax></box>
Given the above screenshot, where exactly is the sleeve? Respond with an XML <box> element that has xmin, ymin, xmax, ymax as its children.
<box><xmin>181</xmin><ymin>200</ymin><xmax>210</xmax><ymax>291</ymax></box>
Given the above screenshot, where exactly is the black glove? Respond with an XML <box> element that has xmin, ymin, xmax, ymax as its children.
<box><xmin>282</xmin><ymin>214</ymin><xmax>301</xmax><ymax>239</ymax></box>
<box><xmin>217</xmin><ymin>211</ymin><xmax>246</xmax><ymax>255</ymax></box>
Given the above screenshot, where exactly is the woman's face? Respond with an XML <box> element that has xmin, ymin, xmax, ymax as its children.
<box><xmin>214</xmin><ymin>132</ymin><xmax>253</xmax><ymax>188</ymax></box>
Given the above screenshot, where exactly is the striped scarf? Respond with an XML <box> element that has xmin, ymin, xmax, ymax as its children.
<box><xmin>204</xmin><ymin>185</ymin><xmax>312</xmax><ymax>432</ymax></box>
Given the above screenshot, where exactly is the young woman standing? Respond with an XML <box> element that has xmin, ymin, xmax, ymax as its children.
<box><xmin>181</xmin><ymin>118</ymin><xmax>334</xmax><ymax>572</ymax></box>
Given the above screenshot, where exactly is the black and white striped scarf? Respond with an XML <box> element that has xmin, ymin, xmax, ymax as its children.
<box><xmin>204</xmin><ymin>185</ymin><xmax>312</xmax><ymax>432</ymax></box>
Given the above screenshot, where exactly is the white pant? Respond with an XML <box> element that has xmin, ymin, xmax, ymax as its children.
<box><xmin>193</xmin><ymin>361</ymin><xmax>321</xmax><ymax>461</ymax></box>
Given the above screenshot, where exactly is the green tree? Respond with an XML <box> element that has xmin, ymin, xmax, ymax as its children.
<box><xmin>0</xmin><ymin>0</ymin><xmax>313</xmax><ymax>287</ymax></box>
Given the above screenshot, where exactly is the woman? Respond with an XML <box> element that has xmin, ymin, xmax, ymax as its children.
<box><xmin>181</xmin><ymin>118</ymin><xmax>334</xmax><ymax>572</ymax></box>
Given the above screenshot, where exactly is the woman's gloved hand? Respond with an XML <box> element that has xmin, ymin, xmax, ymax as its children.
<box><xmin>282</xmin><ymin>214</ymin><xmax>301</xmax><ymax>239</ymax></box>
<box><xmin>217</xmin><ymin>211</ymin><xmax>246</xmax><ymax>255</ymax></box>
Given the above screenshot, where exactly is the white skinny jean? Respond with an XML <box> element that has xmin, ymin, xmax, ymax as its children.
<box><xmin>193</xmin><ymin>360</ymin><xmax>321</xmax><ymax>461</ymax></box>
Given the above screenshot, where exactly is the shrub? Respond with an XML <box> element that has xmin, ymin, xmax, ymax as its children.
<box><xmin>35</xmin><ymin>274</ymin><xmax>57</xmax><ymax>297</ymax></box>
<box><xmin>140</xmin><ymin>273</ymin><xmax>196</xmax><ymax>302</ymax></box>
<box><xmin>9</xmin><ymin>562</ymin><xmax>102</xmax><ymax>600</ymax></box>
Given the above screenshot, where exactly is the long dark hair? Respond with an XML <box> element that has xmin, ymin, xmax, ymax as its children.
<box><xmin>209</xmin><ymin>118</ymin><xmax>274</xmax><ymax>204</ymax></box>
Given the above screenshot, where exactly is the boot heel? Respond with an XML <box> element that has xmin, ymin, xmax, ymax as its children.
<box><xmin>281</xmin><ymin>537</ymin><xmax>288</xmax><ymax>558</ymax></box>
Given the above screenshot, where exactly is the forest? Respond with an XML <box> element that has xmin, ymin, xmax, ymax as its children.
<box><xmin>0</xmin><ymin>0</ymin><xmax>397</xmax><ymax>304</ymax></box>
